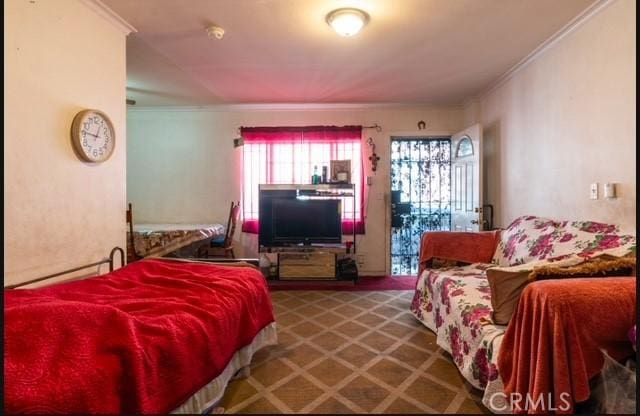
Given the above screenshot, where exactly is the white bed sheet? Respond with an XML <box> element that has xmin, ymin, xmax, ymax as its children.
<box><xmin>172</xmin><ymin>322</ymin><xmax>278</xmax><ymax>414</ymax></box>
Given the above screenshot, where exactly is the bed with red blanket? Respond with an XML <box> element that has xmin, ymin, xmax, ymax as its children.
<box><xmin>4</xmin><ymin>258</ymin><xmax>277</xmax><ymax>414</ymax></box>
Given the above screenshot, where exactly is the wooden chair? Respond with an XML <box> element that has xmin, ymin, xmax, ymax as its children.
<box><xmin>199</xmin><ymin>202</ymin><xmax>241</xmax><ymax>259</ymax></box>
<box><xmin>126</xmin><ymin>203</ymin><xmax>143</xmax><ymax>264</ymax></box>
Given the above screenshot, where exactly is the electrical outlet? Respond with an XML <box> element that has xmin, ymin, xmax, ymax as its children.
<box><xmin>356</xmin><ymin>254</ymin><xmax>365</xmax><ymax>266</ymax></box>
<box><xmin>590</xmin><ymin>183</ymin><xmax>599</xmax><ymax>200</ymax></box>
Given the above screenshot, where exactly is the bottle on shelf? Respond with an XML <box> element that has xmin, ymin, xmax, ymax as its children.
<box><xmin>312</xmin><ymin>166</ymin><xmax>320</xmax><ymax>184</ymax></box>
<box><xmin>322</xmin><ymin>166</ymin><xmax>328</xmax><ymax>183</ymax></box>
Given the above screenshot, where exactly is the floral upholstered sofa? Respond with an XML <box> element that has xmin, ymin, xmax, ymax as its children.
<box><xmin>410</xmin><ymin>215</ymin><xmax>636</xmax><ymax>412</ymax></box>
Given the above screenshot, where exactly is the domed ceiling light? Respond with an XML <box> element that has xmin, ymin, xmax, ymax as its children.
<box><xmin>326</xmin><ymin>8</ymin><xmax>369</xmax><ymax>37</ymax></box>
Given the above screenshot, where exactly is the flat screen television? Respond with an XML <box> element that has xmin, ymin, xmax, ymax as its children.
<box><xmin>266</xmin><ymin>198</ymin><xmax>342</xmax><ymax>246</ymax></box>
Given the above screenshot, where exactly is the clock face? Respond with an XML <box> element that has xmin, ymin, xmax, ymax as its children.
<box><xmin>71</xmin><ymin>110</ymin><xmax>115</xmax><ymax>163</ymax></box>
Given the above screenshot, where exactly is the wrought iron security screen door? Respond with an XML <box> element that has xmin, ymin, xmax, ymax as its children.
<box><xmin>390</xmin><ymin>138</ymin><xmax>451</xmax><ymax>275</ymax></box>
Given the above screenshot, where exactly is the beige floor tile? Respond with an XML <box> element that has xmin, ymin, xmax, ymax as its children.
<box><xmin>337</xmin><ymin>375</ymin><xmax>391</xmax><ymax>412</ymax></box>
<box><xmin>232</xmin><ymin>397</ymin><xmax>281</xmax><ymax>414</ymax></box>
<box><xmin>311</xmin><ymin>311</ymin><xmax>344</xmax><ymax>328</ymax></box>
<box><xmin>379</xmin><ymin>321</ymin><xmax>417</xmax><ymax>338</ymax></box>
<box><xmin>307</xmin><ymin>358</ymin><xmax>354</xmax><ymax>387</ymax></box>
<box><xmin>334</xmin><ymin>343</ymin><xmax>378</xmax><ymax>367</ymax></box>
<box><xmin>333</xmin><ymin>304</ymin><xmax>364</xmax><ymax>317</ymax></box>
<box><xmin>383</xmin><ymin>397</ymin><xmax>428</xmax><ymax>414</ymax></box>
<box><xmin>314</xmin><ymin>297</ymin><xmax>343</xmax><ymax>310</ymax></box>
<box><xmin>310</xmin><ymin>331</ymin><xmax>350</xmax><ymax>351</ymax></box>
<box><xmin>251</xmin><ymin>357</ymin><xmax>295</xmax><ymax>387</ymax></box>
<box><xmin>282</xmin><ymin>342</ymin><xmax>324</xmax><ymax>368</ymax></box>
<box><xmin>219</xmin><ymin>379</ymin><xmax>259</xmax><ymax>409</ymax></box>
<box><xmin>388</xmin><ymin>343</ymin><xmax>432</xmax><ymax>368</ymax></box>
<box><xmin>371</xmin><ymin>304</ymin><xmax>404</xmax><ymax>319</ymax></box>
<box><xmin>294</xmin><ymin>303</ymin><xmax>326</xmax><ymax>317</ymax></box>
<box><xmin>310</xmin><ymin>397</ymin><xmax>355</xmax><ymax>414</ymax></box>
<box><xmin>366</xmin><ymin>292</ymin><xmax>393</xmax><ymax>302</ymax></box>
<box><xmin>366</xmin><ymin>358</ymin><xmax>413</xmax><ymax>388</ymax></box>
<box><xmin>334</xmin><ymin>321</ymin><xmax>369</xmax><ymax>338</ymax></box>
<box><xmin>427</xmin><ymin>357</ymin><xmax>466</xmax><ymax>388</ymax></box>
<box><xmin>289</xmin><ymin>321</ymin><xmax>325</xmax><ymax>338</ymax></box>
<box><xmin>406</xmin><ymin>330</ymin><xmax>439</xmax><ymax>351</ymax></box>
<box><xmin>404</xmin><ymin>376</ymin><xmax>458</xmax><ymax>413</ymax></box>
<box><xmin>359</xmin><ymin>331</ymin><xmax>397</xmax><ymax>352</ymax></box>
<box><xmin>271</xmin><ymin>375</ymin><xmax>325</xmax><ymax>412</ymax></box>
<box><xmin>456</xmin><ymin>397</ymin><xmax>492</xmax><ymax>414</ymax></box>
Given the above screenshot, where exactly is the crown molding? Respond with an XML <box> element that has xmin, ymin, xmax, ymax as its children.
<box><xmin>461</xmin><ymin>96</ymin><xmax>480</xmax><ymax>108</ymax></box>
<box><xmin>126</xmin><ymin>102</ymin><xmax>464</xmax><ymax>112</ymax></box>
<box><xmin>480</xmin><ymin>0</ymin><xmax>615</xmax><ymax>101</ymax></box>
<box><xmin>80</xmin><ymin>0</ymin><xmax>137</xmax><ymax>35</ymax></box>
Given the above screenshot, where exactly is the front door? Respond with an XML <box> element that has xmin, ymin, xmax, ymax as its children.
<box><xmin>451</xmin><ymin>123</ymin><xmax>483</xmax><ymax>231</ymax></box>
<box><xmin>390</xmin><ymin>137</ymin><xmax>452</xmax><ymax>275</ymax></box>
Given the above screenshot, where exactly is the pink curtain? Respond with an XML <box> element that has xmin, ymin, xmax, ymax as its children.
<box><xmin>241</xmin><ymin>126</ymin><xmax>365</xmax><ymax>235</ymax></box>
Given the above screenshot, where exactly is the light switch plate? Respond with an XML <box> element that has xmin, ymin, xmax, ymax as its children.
<box><xmin>604</xmin><ymin>182</ymin><xmax>616</xmax><ymax>198</ymax></box>
<box><xmin>590</xmin><ymin>183</ymin><xmax>598</xmax><ymax>200</ymax></box>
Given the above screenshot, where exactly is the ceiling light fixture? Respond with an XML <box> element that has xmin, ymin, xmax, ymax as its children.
<box><xmin>206</xmin><ymin>25</ymin><xmax>225</xmax><ymax>40</ymax></box>
<box><xmin>326</xmin><ymin>8</ymin><xmax>369</xmax><ymax>37</ymax></box>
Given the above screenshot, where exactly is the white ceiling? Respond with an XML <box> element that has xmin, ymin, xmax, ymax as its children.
<box><xmin>103</xmin><ymin>0</ymin><xmax>597</xmax><ymax>107</ymax></box>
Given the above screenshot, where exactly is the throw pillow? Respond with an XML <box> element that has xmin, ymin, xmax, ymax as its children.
<box><xmin>487</xmin><ymin>263</ymin><xmax>536</xmax><ymax>325</ymax></box>
<box><xmin>487</xmin><ymin>255</ymin><xmax>635</xmax><ymax>325</ymax></box>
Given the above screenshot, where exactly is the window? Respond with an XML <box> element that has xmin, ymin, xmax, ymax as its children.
<box><xmin>455</xmin><ymin>136</ymin><xmax>473</xmax><ymax>157</ymax></box>
<box><xmin>241</xmin><ymin>126</ymin><xmax>364</xmax><ymax>234</ymax></box>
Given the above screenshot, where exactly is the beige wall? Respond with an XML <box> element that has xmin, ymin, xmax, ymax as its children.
<box><xmin>4</xmin><ymin>0</ymin><xmax>128</xmax><ymax>286</ymax></box>
<box><xmin>480</xmin><ymin>0</ymin><xmax>636</xmax><ymax>232</ymax></box>
<box><xmin>127</xmin><ymin>106</ymin><xmax>464</xmax><ymax>274</ymax></box>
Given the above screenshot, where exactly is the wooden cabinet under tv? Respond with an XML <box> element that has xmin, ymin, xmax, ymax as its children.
<box><xmin>278</xmin><ymin>251</ymin><xmax>337</xmax><ymax>280</ymax></box>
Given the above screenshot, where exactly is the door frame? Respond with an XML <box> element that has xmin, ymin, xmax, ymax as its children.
<box><xmin>386</xmin><ymin>131</ymin><xmax>453</xmax><ymax>276</ymax></box>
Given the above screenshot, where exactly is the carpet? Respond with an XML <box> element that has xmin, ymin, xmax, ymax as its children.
<box><xmin>268</xmin><ymin>276</ymin><xmax>417</xmax><ymax>291</ymax></box>
<box><xmin>220</xmin><ymin>290</ymin><xmax>489</xmax><ymax>414</ymax></box>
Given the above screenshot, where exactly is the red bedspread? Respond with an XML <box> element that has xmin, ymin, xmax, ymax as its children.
<box><xmin>498</xmin><ymin>277</ymin><xmax>636</xmax><ymax>414</ymax></box>
<box><xmin>4</xmin><ymin>259</ymin><xmax>275</xmax><ymax>414</ymax></box>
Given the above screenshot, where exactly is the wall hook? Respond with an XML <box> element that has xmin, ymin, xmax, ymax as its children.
<box><xmin>417</xmin><ymin>120</ymin><xmax>426</xmax><ymax>130</ymax></box>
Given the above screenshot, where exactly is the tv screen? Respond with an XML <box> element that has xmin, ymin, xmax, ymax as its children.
<box><xmin>271</xmin><ymin>198</ymin><xmax>342</xmax><ymax>245</ymax></box>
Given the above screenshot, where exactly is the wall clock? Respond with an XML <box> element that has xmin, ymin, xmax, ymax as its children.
<box><xmin>70</xmin><ymin>109</ymin><xmax>115</xmax><ymax>163</ymax></box>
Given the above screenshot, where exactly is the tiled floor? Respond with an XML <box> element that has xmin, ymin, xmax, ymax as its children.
<box><xmin>220</xmin><ymin>290</ymin><xmax>489</xmax><ymax>414</ymax></box>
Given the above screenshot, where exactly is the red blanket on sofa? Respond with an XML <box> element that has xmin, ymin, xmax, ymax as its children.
<box><xmin>418</xmin><ymin>230</ymin><xmax>500</xmax><ymax>275</ymax></box>
<box><xmin>498</xmin><ymin>277</ymin><xmax>636</xmax><ymax>414</ymax></box>
<box><xmin>4</xmin><ymin>259</ymin><xmax>275</xmax><ymax>414</ymax></box>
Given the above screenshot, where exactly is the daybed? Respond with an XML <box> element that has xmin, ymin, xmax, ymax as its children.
<box><xmin>410</xmin><ymin>215</ymin><xmax>636</xmax><ymax>414</ymax></box>
<box><xmin>4</xmin><ymin>257</ymin><xmax>276</xmax><ymax>414</ymax></box>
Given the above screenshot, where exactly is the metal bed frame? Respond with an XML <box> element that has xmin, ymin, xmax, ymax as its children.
<box><xmin>5</xmin><ymin>247</ymin><xmax>126</xmax><ymax>289</ymax></box>
<box><xmin>5</xmin><ymin>247</ymin><xmax>259</xmax><ymax>290</ymax></box>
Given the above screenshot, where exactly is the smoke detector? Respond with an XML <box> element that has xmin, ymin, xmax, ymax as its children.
<box><xmin>206</xmin><ymin>25</ymin><xmax>225</xmax><ymax>40</ymax></box>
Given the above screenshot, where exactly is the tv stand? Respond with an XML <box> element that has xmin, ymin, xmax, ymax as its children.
<box><xmin>259</xmin><ymin>183</ymin><xmax>358</xmax><ymax>283</ymax></box>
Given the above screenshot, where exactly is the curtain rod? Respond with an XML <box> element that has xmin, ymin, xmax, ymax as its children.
<box><xmin>238</xmin><ymin>124</ymin><xmax>382</xmax><ymax>132</ymax></box>
<box><xmin>363</xmin><ymin>124</ymin><xmax>382</xmax><ymax>132</ymax></box>
<box><xmin>233</xmin><ymin>124</ymin><xmax>382</xmax><ymax>147</ymax></box>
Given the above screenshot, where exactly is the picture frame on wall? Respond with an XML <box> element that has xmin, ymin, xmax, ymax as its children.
<box><xmin>330</xmin><ymin>160</ymin><xmax>351</xmax><ymax>183</ymax></box>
